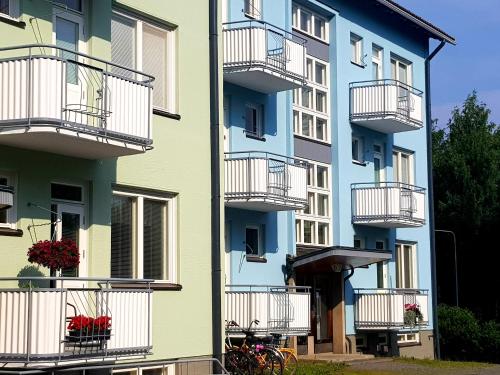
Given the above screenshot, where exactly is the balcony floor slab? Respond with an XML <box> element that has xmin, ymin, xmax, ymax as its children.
<box><xmin>353</xmin><ymin>219</ymin><xmax>424</xmax><ymax>228</ymax></box>
<box><xmin>224</xmin><ymin>68</ymin><xmax>303</xmax><ymax>93</ymax></box>
<box><xmin>350</xmin><ymin>117</ymin><xmax>422</xmax><ymax>133</ymax></box>
<box><xmin>225</xmin><ymin>199</ymin><xmax>306</xmax><ymax>212</ymax></box>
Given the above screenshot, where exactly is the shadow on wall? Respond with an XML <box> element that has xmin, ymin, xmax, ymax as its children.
<box><xmin>16</xmin><ymin>265</ymin><xmax>49</xmax><ymax>288</ymax></box>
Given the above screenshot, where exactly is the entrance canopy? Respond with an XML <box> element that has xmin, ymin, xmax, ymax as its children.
<box><xmin>292</xmin><ymin>246</ymin><xmax>392</xmax><ymax>273</ymax></box>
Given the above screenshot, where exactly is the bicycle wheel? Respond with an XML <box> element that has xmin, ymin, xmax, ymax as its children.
<box><xmin>225</xmin><ymin>349</ymin><xmax>253</xmax><ymax>375</ymax></box>
<box><xmin>255</xmin><ymin>348</ymin><xmax>283</xmax><ymax>375</ymax></box>
<box><xmin>280</xmin><ymin>350</ymin><xmax>298</xmax><ymax>375</ymax></box>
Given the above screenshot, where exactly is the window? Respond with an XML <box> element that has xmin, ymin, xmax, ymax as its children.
<box><xmin>111</xmin><ymin>12</ymin><xmax>177</xmax><ymax>113</ymax></box>
<box><xmin>114</xmin><ymin>365</ymin><xmax>175</xmax><ymax>375</ymax></box>
<box><xmin>54</xmin><ymin>0</ymin><xmax>82</xmax><ymax>12</ymax></box>
<box><xmin>296</xmin><ymin>161</ymin><xmax>331</xmax><ymax>246</ymax></box>
<box><xmin>0</xmin><ymin>0</ymin><xmax>19</xmax><ymax>19</ymax></box>
<box><xmin>244</xmin><ymin>0</ymin><xmax>261</xmax><ymax>19</ymax></box>
<box><xmin>396</xmin><ymin>242</ymin><xmax>417</xmax><ymax>289</ymax></box>
<box><xmin>51</xmin><ymin>183</ymin><xmax>83</xmax><ymax>202</ymax></box>
<box><xmin>245</xmin><ymin>226</ymin><xmax>262</xmax><ymax>257</ymax></box>
<box><xmin>350</xmin><ymin>33</ymin><xmax>363</xmax><ymax>65</ymax></box>
<box><xmin>353</xmin><ymin>237</ymin><xmax>364</xmax><ymax>249</ymax></box>
<box><xmin>393</xmin><ymin>149</ymin><xmax>414</xmax><ymax>185</ymax></box>
<box><xmin>352</xmin><ymin>136</ymin><xmax>363</xmax><ymax>163</ymax></box>
<box><xmin>245</xmin><ymin>104</ymin><xmax>264</xmax><ymax>138</ymax></box>
<box><xmin>0</xmin><ymin>0</ymin><xmax>9</xmax><ymax>16</ymax></box>
<box><xmin>391</xmin><ymin>56</ymin><xmax>412</xmax><ymax>85</ymax></box>
<box><xmin>372</xmin><ymin>45</ymin><xmax>383</xmax><ymax>80</ymax></box>
<box><xmin>292</xmin><ymin>4</ymin><xmax>329</xmax><ymax>42</ymax></box>
<box><xmin>397</xmin><ymin>332</ymin><xmax>420</xmax><ymax>344</ymax></box>
<box><xmin>0</xmin><ymin>173</ymin><xmax>16</xmax><ymax>229</ymax></box>
<box><xmin>111</xmin><ymin>190</ymin><xmax>177</xmax><ymax>282</ymax></box>
<box><xmin>293</xmin><ymin>55</ymin><xmax>330</xmax><ymax>142</ymax></box>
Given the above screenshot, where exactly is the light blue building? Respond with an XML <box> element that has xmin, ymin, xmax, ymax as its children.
<box><xmin>222</xmin><ymin>0</ymin><xmax>454</xmax><ymax>358</ymax></box>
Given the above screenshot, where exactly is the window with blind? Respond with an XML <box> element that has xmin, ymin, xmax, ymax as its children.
<box><xmin>396</xmin><ymin>242</ymin><xmax>417</xmax><ymax>289</ymax></box>
<box><xmin>111</xmin><ymin>191</ymin><xmax>177</xmax><ymax>281</ymax></box>
<box><xmin>111</xmin><ymin>12</ymin><xmax>177</xmax><ymax>113</ymax></box>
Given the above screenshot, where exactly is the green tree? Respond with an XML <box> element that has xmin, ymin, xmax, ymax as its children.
<box><xmin>432</xmin><ymin>92</ymin><xmax>500</xmax><ymax>321</ymax></box>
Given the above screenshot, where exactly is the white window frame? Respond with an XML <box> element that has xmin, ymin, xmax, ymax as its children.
<box><xmin>352</xmin><ymin>136</ymin><xmax>364</xmax><ymax>163</ymax></box>
<box><xmin>396</xmin><ymin>242</ymin><xmax>418</xmax><ymax>289</ymax></box>
<box><xmin>112</xmin><ymin>190</ymin><xmax>178</xmax><ymax>283</ymax></box>
<box><xmin>372</xmin><ymin>44</ymin><xmax>383</xmax><ymax>80</ymax></box>
<box><xmin>0</xmin><ymin>0</ymin><xmax>20</xmax><ymax>20</ymax></box>
<box><xmin>113</xmin><ymin>365</ymin><xmax>175</xmax><ymax>375</ymax></box>
<box><xmin>112</xmin><ymin>11</ymin><xmax>178</xmax><ymax>114</ymax></box>
<box><xmin>245</xmin><ymin>225</ymin><xmax>263</xmax><ymax>257</ymax></box>
<box><xmin>350</xmin><ymin>33</ymin><xmax>363</xmax><ymax>66</ymax></box>
<box><xmin>244</xmin><ymin>0</ymin><xmax>261</xmax><ymax>19</ymax></box>
<box><xmin>244</xmin><ymin>102</ymin><xmax>264</xmax><ymax>138</ymax></box>
<box><xmin>391</xmin><ymin>55</ymin><xmax>413</xmax><ymax>86</ymax></box>
<box><xmin>292</xmin><ymin>4</ymin><xmax>329</xmax><ymax>43</ymax></box>
<box><xmin>393</xmin><ymin>148</ymin><xmax>415</xmax><ymax>185</ymax></box>
<box><xmin>0</xmin><ymin>171</ymin><xmax>17</xmax><ymax>229</ymax></box>
<box><xmin>293</xmin><ymin>55</ymin><xmax>330</xmax><ymax>143</ymax></box>
<box><xmin>296</xmin><ymin>160</ymin><xmax>331</xmax><ymax>246</ymax></box>
<box><xmin>397</xmin><ymin>332</ymin><xmax>420</xmax><ymax>344</ymax></box>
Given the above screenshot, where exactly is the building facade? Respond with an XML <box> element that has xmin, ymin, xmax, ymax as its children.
<box><xmin>222</xmin><ymin>0</ymin><xmax>454</xmax><ymax>359</ymax></box>
<box><xmin>0</xmin><ymin>0</ymin><xmax>219</xmax><ymax>373</ymax></box>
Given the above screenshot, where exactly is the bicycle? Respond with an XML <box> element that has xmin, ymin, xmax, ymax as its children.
<box><xmin>269</xmin><ymin>334</ymin><xmax>298</xmax><ymax>375</ymax></box>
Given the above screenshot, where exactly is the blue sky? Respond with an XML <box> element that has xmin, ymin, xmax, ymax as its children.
<box><xmin>397</xmin><ymin>0</ymin><xmax>500</xmax><ymax>126</ymax></box>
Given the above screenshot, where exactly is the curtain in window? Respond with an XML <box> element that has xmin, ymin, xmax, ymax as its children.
<box><xmin>111</xmin><ymin>195</ymin><xmax>134</xmax><ymax>278</ymax></box>
<box><xmin>111</xmin><ymin>15</ymin><xmax>136</xmax><ymax>77</ymax></box>
<box><xmin>143</xmin><ymin>199</ymin><xmax>166</xmax><ymax>280</ymax></box>
<box><xmin>142</xmin><ymin>24</ymin><xmax>168</xmax><ymax>109</ymax></box>
<box><xmin>0</xmin><ymin>0</ymin><xmax>9</xmax><ymax>15</ymax></box>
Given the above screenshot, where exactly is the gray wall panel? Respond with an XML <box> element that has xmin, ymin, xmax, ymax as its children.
<box><xmin>294</xmin><ymin>136</ymin><xmax>332</xmax><ymax>164</ymax></box>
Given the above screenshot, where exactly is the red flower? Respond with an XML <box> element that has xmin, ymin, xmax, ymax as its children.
<box><xmin>94</xmin><ymin>316</ymin><xmax>112</xmax><ymax>330</ymax></box>
<box><xmin>68</xmin><ymin>315</ymin><xmax>94</xmax><ymax>331</ymax></box>
<box><xmin>27</xmin><ymin>239</ymin><xmax>80</xmax><ymax>271</ymax></box>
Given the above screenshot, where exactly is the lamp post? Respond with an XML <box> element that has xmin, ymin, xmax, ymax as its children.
<box><xmin>435</xmin><ymin>229</ymin><xmax>458</xmax><ymax>307</ymax></box>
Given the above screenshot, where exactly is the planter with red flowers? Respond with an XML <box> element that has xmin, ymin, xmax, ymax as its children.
<box><xmin>66</xmin><ymin>315</ymin><xmax>112</xmax><ymax>343</ymax></box>
<box><xmin>403</xmin><ymin>303</ymin><xmax>424</xmax><ymax>327</ymax></box>
<box><xmin>27</xmin><ymin>239</ymin><xmax>80</xmax><ymax>286</ymax></box>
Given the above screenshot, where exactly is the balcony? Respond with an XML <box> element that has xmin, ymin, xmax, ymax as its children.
<box><xmin>0</xmin><ymin>45</ymin><xmax>153</xmax><ymax>159</ymax></box>
<box><xmin>0</xmin><ymin>184</ymin><xmax>13</xmax><ymax>210</ymax></box>
<box><xmin>225</xmin><ymin>285</ymin><xmax>311</xmax><ymax>337</ymax></box>
<box><xmin>350</xmin><ymin>80</ymin><xmax>423</xmax><ymax>133</ymax></box>
<box><xmin>225</xmin><ymin>151</ymin><xmax>308</xmax><ymax>211</ymax></box>
<box><xmin>351</xmin><ymin>182</ymin><xmax>426</xmax><ymax>228</ymax></box>
<box><xmin>0</xmin><ymin>277</ymin><xmax>152</xmax><ymax>364</ymax></box>
<box><xmin>223</xmin><ymin>21</ymin><xmax>306</xmax><ymax>93</ymax></box>
<box><xmin>354</xmin><ymin>288</ymin><xmax>429</xmax><ymax>330</ymax></box>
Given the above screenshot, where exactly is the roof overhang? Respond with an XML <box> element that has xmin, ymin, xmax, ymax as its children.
<box><xmin>292</xmin><ymin>246</ymin><xmax>392</xmax><ymax>273</ymax></box>
<box><xmin>375</xmin><ymin>0</ymin><xmax>456</xmax><ymax>45</ymax></box>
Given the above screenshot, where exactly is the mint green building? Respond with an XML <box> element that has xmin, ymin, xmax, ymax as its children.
<box><xmin>0</xmin><ymin>0</ymin><xmax>221</xmax><ymax>372</ymax></box>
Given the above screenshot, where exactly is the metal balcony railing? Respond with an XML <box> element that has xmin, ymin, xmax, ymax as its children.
<box><xmin>223</xmin><ymin>20</ymin><xmax>306</xmax><ymax>90</ymax></box>
<box><xmin>351</xmin><ymin>182</ymin><xmax>426</xmax><ymax>227</ymax></box>
<box><xmin>225</xmin><ymin>285</ymin><xmax>311</xmax><ymax>337</ymax></box>
<box><xmin>0</xmin><ymin>184</ymin><xmax>13</xmax><ymax>210</ymax></box>
<box><xmin>224</xmin><ymin>151</ymin><xmax>308</xmax><ymax>210</ymax></box>
<box><xmin>354</xmin><ymin>288</ymin><xmax>429</xmax><ymax>330</ymax></box>
<box><xmin>350</xmin><ymin>80</ymin><xmax>423</xmax><ymax>132</ymax></box>
<box><xmin>0</xmin><ymin>44</ymin><xmax>153</xmax><ymax>148</ymax></box>
<box><xmin>0</xmin><ymin>277</ymin><xmax>153</xmax><ymax>364</ymax></box>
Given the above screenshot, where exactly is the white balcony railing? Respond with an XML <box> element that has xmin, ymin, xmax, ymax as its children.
<box><xmin>350</xmin><ymin>80</ymin><xmax>423</xmax><ymax>133</ymax></box>
<box><xmin>0</xmin><ymin>44</ymin><xmax>153</xmax><ymax>159</ymax></box>
<box><xmin>352</xmin><ymin>182</ymin><xmax>426</xmax><ymax>228</ymax></box>
<box><xmin>0</xmin><ymin>277</ymin><xmax>152</xmax><ymax>364</ymax></box>
<box><xmin>223</xmin><ymin>21</ymin><xmax>306</xmax><ymax>93</ymax></box>
<box><xmin>354</xmin><ymin>288</ymin><xmax>429</xmax><ymax>330</ymax></box>
<box><xmin>225</xmin><ymin>285</ymin><xmax>311</xmax><ymax>337</ymax></box>
<box><xmin>0</xmin><ymin>184</ymin><xmax>13</xmax><ymax>210</ymax></box>
<box><xmin>225</xmin><ymin>151</ymin><xmax>308</xmax><ymax>211</ymax></box>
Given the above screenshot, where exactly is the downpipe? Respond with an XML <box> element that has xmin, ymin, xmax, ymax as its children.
<box><xmin>425</xmin><ymin>39</ymin><xmax>446</xmax><ymax>360</ymax></box>
<box><xmin>209</xmin><ymin>0</ymin><xmax>223</xmax><ymax>368</ymax></box>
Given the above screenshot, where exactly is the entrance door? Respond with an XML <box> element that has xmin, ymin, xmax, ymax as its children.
<box><xmin>54</xmin><ymin>203</ymin><xmax>87</xmax><ymax>287</ymax></box>
<box><xmin>313</xmin><ymin>275</ymin><xmax>332</xmax><ymax>343</ymax></box>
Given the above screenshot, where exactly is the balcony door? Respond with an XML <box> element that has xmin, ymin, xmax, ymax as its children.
<box><xmin>373</xmin><ymin>144</ymin><xmax>385</xmax><ymax>184</ymax></box>
<box><xmin>391</xmin><ymin>58</ymin><xmax>412</xmax><ymax>117</ymax></box>
<box><xmin>53</xmin><ymin>10</ymin><xmax>87</xmax><ymax>124</ymax></box>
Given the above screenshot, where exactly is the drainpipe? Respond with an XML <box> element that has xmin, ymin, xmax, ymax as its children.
<box><xmin>425</xmin><ymin>39</ymin><xmax>446</xmax><ymax>360</ymax></box>
<box><xmin>209</xmin><ymin>0</ymin><xmax>222</xmax><ymax>367</ymax></box>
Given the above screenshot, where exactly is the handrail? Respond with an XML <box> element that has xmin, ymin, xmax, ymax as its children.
<box><xmin>350</xmin><ymin>79</ymin><xmax>423</xmax><ymax>96</ymax></box>
<box><xmin>0</xmin><ymin>44</ymin><xmax>155</xmax><ymax>83</ymax></box>
<box><xmin>351</xmin><ymin>181</ymin><xmax>426</xmax><ymax>192</ymax></box>
<box><xmin>222</xmin><ymin>20</ymin><xmax>306</xmax><ymax>45</ymax></box>
<box><xmin>225</xmin><ymin>151</ymin><xmax>309</xmax><ymax>168</ymax></box>
<box><xmin>354</xmin><ymin>288</ymin><xmax>428</xmax><ymax>293</ymax></box>
<box><xmin>0</xmin><ymin>276</ymin><xmax>154</xmax><ymax>282</ymax></box>
<box><xmin>225</xmin><ymin>284</ymin><xmax>311</xmax><ymax>291</ymax></box>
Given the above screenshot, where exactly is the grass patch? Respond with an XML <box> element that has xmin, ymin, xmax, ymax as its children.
<box><xmin>395</xmin><ymin>357</ymin><xmax>493</xmax><ymax>369</ymax></box>
<box><xmin>297</xmin><ymin>361</ymin><xmax>393</xmax><ymax>375</ymax></box>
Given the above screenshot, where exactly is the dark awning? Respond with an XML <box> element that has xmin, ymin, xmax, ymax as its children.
<box><xmin>292</xmin><ymin>246</ymin><xmax>392</xmax><ymax>273</ymax></box>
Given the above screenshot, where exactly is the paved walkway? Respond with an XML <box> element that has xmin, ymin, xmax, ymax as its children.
<box><xmin>298</xmin><ymin>352</ymin><xmax>375</xmax><ymax>363</ymax></box>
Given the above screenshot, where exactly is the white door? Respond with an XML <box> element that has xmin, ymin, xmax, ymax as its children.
<box><xmin>224</xmin><ymin>222</ymin><xmax>231</xmax><ymax>284</ymax></box>
<box><xmin>223</xmin><ymin>95</ymin><xmax>230</xmax><ymax>152</ymax></box>
<box><xmin>54</xmin><ymin>11</ymin><xmax>86</xmax><ymax>123</ymax></box>
<box><xmin>55</xmin><ymin>203</ymin><xmax>87</xmax><ymax>287</ymax></box>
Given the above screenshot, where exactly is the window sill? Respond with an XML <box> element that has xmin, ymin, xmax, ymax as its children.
<box><xmin>352</xmin><ymin>160</ymin><xmax>367</xmax><ymax>166</ymax></box>
<box><xmin>244</xmin><ymin>13</ymin><xmax>260</xmax><ymax>20</ymax></box>
<box><xmin>398</xmin><ymin>341</ymin><xmax>421</xmax><ymax>348</ymax></box>
<box><xmin>110</xmin><ymin>282</ymin><xmax>182</xmax><ymax>291</ymax></box>
<box><xmin>0</xmin><ymin>227</ymin><xmax>23</xmax><ymax>237</ymax></box>
<box><xmin>153</xmin><ymin>108</ymin><xmax>181</xmax><ymax>120</ymax></box>
<box><xmin>245</xmin><ymin>133</ymin><xmax>266</xmax><ymax>142</ymax></box>
<box><xmin>246</xmin><ymin>255</ymin><xmax>267</xmax><ymax>263</ymax></box>
<box><xmin>351</xmin><ymin>61</ymin><xmax>366</xmax><ymax>69</ymax></box>
<box><xmin>0</xmin><ymin>14</ymin><xmax>26</xmax><ymax>28</ymax></box>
